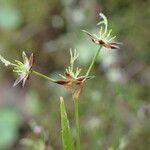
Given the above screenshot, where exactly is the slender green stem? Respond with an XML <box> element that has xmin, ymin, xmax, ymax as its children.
<box><xmin>72</xmin><ymin>46</ymin><xmax>102</xmax><ymax>150</ymax></box>
<box><xmin>74</xmin><ymin>96</ymin><xmax>80</xmax><ymax>150</ymax></box>
<box><xmin>32</xmin><ymin>70</ymin><xmax>56</xmax><ymax>82</ymax></box>
<box><xmin>86</xmin><ymin>46</ymin><xmax>102</xmax><ymax>77</ymax></box>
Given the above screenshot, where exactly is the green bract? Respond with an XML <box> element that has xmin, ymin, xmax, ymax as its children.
<box><xmin>0</xmin><ymin>55</ymin><xmax>13</xmax><ymax>66</ymax></box>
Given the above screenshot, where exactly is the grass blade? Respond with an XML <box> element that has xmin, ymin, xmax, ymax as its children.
<box><xmin>60</xmin><ymin>97</ymin><xmax>75</xmax><ymax>150</ymax></box>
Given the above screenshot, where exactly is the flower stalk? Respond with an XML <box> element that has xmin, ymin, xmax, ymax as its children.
<box><xmin>32</xmin><ymin>70</ymin><xmax>56</xmax><ymax>82</ymax></box>
<box><xmin>73</xmin><ymin>96</ymin><xmax>80</xmax><ymax>150</ymax></box>
<box><xmin>86</xmin><ymin>45</ymin><xmax>102</xmax><ymax>77</ymax></box>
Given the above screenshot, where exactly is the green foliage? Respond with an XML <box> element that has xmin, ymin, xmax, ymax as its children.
<box><xmin>0</xmin><ymin>7</ymin><xmax>21</xmax><ymax>29</ymax></box>
<box><xmin>0</xmin><ymin>106</ymin><xmax>22</xmax><ymax>149</ymax></box>
<box><xmin>26</xmin><ymin>90</ymin><xmax>41</xmax><ymax>115</ymax></box>
<box><xmin>21</xmin><ymin>138</ymin><xmax>45</xmax><ymax>150</ymax></box>
<box><xmin>60</xmin><ymin>97</ymin><xmax>75</xmax><ymax>150</ymax></box>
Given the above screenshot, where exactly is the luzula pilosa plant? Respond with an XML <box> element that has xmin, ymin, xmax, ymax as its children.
<box><xmin>0</xmin><ymin>13</ymin><xmax>121</xmax><ymax>150</ymax></box>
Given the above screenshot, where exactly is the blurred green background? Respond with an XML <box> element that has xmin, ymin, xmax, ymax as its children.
<box><xmin>0</xmin><ymin>0</ymin><xmax>150</xmax><ymax>149</ymax></box>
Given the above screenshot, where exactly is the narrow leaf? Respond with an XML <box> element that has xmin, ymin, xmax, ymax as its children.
<box><xmin>60</xmin><ymin>97</ymin><xmax>75</xmax><ymax>150</ymax></box>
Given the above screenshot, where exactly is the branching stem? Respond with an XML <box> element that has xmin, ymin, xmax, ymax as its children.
<box><xmin>86</xmin><ymin>46</ymin><xmax>102</xmax><ymax>77</ymax></box>
<box><xmin>32</xmin><ymin>70</ymin><xmax>56</xmax><ymax>82</ymax></box>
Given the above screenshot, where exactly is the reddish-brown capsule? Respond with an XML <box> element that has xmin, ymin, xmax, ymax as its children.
<box><xmin>82</xmin><ymin>30</ymin><xmax>122</xmax><ymax>49</ymax></box>
<box><xmin>54</xmin><ymin>72</ymin><xmax>94</xmax><ymax>97</ymax></box>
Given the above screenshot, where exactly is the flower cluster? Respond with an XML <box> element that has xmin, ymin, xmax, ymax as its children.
<box><xmin>0</xmin><ymin>13</ymin><xmax>121</xmax><ymax>97</ymax></box>
<box><xmin>0</xmin><ymin>51</ymin><xmax>33</xmax><ymax>87</ymax></box>
<box><xmin>83</xmin><ymin>13</ymin><xmax>122</xmax><ymax>49</ymax></box>
<box><xmin>54</xmin><ymin>49</ymin><xmax>93</xmax><ymax>97</ymax></box>
<box><xmin>0</xmin><ymin>13</ymin><xmax>122</xmax><ymax>150</ymax></box>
